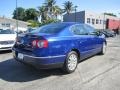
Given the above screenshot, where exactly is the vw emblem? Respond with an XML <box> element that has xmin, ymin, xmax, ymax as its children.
<box><xmin>21</xmin><ymin>39</ymin><xmax>24</xmax><ymax>44</ymax></box>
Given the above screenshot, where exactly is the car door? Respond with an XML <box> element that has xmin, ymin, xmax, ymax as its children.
<box><xmin>70</xmin><ymin>24</ymin><xmax>94</xmax><ymax>59</ymax></box>
<box><xmin>84</xmin><ymin>25</ymin><xmax>102</xmax><ymax>54</ymax></box>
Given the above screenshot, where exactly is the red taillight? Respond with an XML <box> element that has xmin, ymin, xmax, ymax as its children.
<box><xmin>32</xmin><ymin>40</ymin><xmax>48</xmax><ymax>48</ymax></box>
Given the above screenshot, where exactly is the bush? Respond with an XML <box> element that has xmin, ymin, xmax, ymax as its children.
<box><xmin>27</xmin><ymin>20</ymin><xmax>39</xmax><ymax>27</ymax></box>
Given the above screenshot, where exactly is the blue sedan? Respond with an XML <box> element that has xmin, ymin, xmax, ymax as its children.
<box><xmin>12</xmin><ymin>22</ymin><xmax>107</xmax><ymax>73</ymax></box>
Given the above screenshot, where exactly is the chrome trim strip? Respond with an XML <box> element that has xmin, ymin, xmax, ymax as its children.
<box><xmin>0</xmin><ymin>47</ymin><xmax>12</xmax><ymax>51</ymax></box>
<box><xmin>24</xmin><ymin>54</ymin><xmax>66</xmax><ymax>59</ymax></box>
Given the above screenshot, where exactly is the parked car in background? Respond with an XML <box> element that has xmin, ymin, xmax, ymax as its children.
<box><xmin>0</xmin><ymin>29</ymin><xmax>16</xmax><ymax>51</ymax></box>
<box><xmin>26</xmin><ymin>28</ymin><xmax>36</xmax><ymax>33</ymax></box>
<box><xmin>12</xmin><ymin>22</ymin><xmax>107</xmax><ymax>73</ymax></box>
<box><xmin>99</xmin><ymin>30</ymin><xmax>116</xmax><ymax>38</ymax></box>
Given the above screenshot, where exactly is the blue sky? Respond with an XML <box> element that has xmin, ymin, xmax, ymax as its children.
<box><xmin>0</xmin><ymin>0</ymin><xmax>120</xmax><ymax>18</ymax></box>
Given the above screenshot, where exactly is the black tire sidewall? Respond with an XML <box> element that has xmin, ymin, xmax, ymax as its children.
<box><xmin>63</xmin><ymin>51</ymin><xmax>78</xmax><ymax>73</ymax></box>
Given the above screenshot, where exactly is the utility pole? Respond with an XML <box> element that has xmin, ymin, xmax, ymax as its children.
<box><xmin>103</xmin><ymin>13</ymin><xmax>105</xmax><ymax>30</ymax></box>
<box><xmin>74</xmin><ymin>6</ymin><xmax>78</xmax><ymax>22</ymax></box>
<box><xmin>16</xmin><ymin>0</ymin><xmax>18</xmax><ymax>37</ymax></box>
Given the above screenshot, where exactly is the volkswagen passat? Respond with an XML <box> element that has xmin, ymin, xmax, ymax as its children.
<box><xmin>12</xmin><ymin>22</ymin><xmax>107</xmax><ymax>73</ymax></box>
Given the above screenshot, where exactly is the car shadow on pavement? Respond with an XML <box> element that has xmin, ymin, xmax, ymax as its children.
<box><xmin>0</xmin><ymin>50</ymin><xmax>12</xmax><ymax>54</ymax></box>
<box><xmin>0</xmin><ymin>58</ymin><xmax>64</xmax><ymax>82</ymax></box>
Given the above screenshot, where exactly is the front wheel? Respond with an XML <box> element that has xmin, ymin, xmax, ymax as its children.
<box><xmin>100</xmin><ymin>42</ymin><xmax>107</xmax><ymax>55</ymax></box>
<box><xmin>62</xmin><ymin>51</ymin><xmax>78</xmax><ymax>74</ymax></box>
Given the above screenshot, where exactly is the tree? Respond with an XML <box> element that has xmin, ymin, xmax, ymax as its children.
<box><xmin>104</xmin><ymin>13</ymin><xmax>117</xmax><ymax>17</ymax></box>
<box><xmin>38</xmin><ymin>0</ymin><xmax>62</xmax><ymax>21</ymax></box>
<box><xmin>38</xmin><ymin>6</ymin><xmax>48</xmax><ymax>22</ymax></box>
<box><xmin>44</xmin><ymin>0</ymin><xmax>56</xmax><ymax>12</ymax></box>
<box><xmin>25</xmin><ymin>8</ymin><xmax>39</xmax><ymax>21</ymax></box>
<box><xmin>63</xmin><ymin>1</ymin><xmax>74</xmax><ymax>14</ymax></box>
<box><xmin>53</xmin><ymin>5</ymin><xmax>62</xmax><ymax>19</ymax></box>
<box><xmin>27</xmin><ymin>20</ymin><xmax>39</xmax><ymax>27</ymax></box>
<box><xmin>44</xmin><ymin>0</ymin><xmax>56</xmax><ymax>18</ymax></box>
<box><xmin>13</xmin><ymin>7</ymin><xmax>26</xmax><ymax>21</ymax></box>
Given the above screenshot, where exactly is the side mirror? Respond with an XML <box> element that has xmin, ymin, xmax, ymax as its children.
<box><xmin>95</xmin><ymin>31</ymin><xmax>101</xmax><ymax>36</ymax></box>
<box><xmin>90</xmin><ymin>31</ymin><xmax>100</xmax><ymax>36</ymax></box>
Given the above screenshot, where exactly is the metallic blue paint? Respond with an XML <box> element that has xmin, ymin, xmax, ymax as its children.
<box><xmin>12</xmin><ymin>22</ymin><xmax>106</xmax><ymax>68</ymax></box>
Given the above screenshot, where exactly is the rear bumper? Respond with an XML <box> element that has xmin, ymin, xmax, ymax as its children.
<box><xmin>12</xmin><ymin>49</ymin><xmax>65</xmax><ymax>69</ymax></box>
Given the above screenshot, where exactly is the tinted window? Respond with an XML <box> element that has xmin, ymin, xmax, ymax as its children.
<box><xmin>0</xmin><ymin>29</ymin><xmax>15</xmax><ymax>34</ymax></box>
<box><xmin>84</xmin><ymin>25</ymin><xmax>96</xmax><ymax>34</ymax></box>
<box><xmin>71</xmin><ymin>25</ymin><xmax>88</xmax><ymax>35</ymax></box>
<box><xmin>31</xmin><ymin>23</ymin><xmax>68</xmax><ymax>34</ymax></box>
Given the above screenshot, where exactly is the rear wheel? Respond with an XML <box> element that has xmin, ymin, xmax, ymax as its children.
<box><xmin>63</xmin><ymin>51</ymin><xmax>78</xmax><ymax>74</ymax></box>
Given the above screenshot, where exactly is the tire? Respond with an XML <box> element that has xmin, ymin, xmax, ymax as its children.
<box><xmin>100</xmin><ymin>42</ymin><xmax>107</xmax><ymax>55</ymax></box>
<box><xmin>62</xmin><ymin>51</ymin><xmax>78</xmax><ymax>74</ymax></box>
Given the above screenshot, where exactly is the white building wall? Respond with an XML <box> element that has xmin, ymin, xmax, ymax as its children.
<box><xmin>0</xmin><ymin>17</ymin><xmax>28</xmax><ymax>31</ymax></box>
<box><xmin>63</xmin><ymin>11</ymin><xmax>120</xmax><ymax>30</ymax></box>
<box><xmin>85</xmin><ymin>11</ymin><xmax>106</xmax><ymax>30</ymax></box>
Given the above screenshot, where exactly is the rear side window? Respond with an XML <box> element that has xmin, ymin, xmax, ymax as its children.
<box><xmin>70</xmin><ymin>24</ymin><xmax>88</xmax><ymax>35</ymax></box>
<box><xmin>31</xmin><ymin>23</ymin><xmax>68</xmax><ymax>34</ymax></box>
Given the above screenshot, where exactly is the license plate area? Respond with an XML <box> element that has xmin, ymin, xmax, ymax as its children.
<box><xmin>12</xmin><ymin>50</ymin><xmax>16</xmax><ymax>57</ymax></box>
<box><xmin>18</xmin><ymin>53</ymin><xmax>24</xmax><ymax>60</ymax></box>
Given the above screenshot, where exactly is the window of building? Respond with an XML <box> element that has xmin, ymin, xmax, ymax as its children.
<box><xmin>1</xmin><ymin>23</ymin><xmax>10</xmax><ymax>27</ymax></box>
<box><xmin>103</xmin><ymin>20</ymin><xmax>106</xmax><ymax>24</ymax></box>
<box><xmin>87</xmin><ymin>18</ymin><xmax>91</xmax><ymax>23</ymax></box>
<box><xmin>96</xmin><ymin>19</ymin><xmax>99</xmax><ymax>24</ymax></box>
<box><xmin>6</xmin><ymin>23</ymin><xmax>10</xmax><ymax>27</ymax></box>
<box><xmin>100</xmin><ymin>20</ymin><xmax>102</xmax><ymax>24</ymax></box>
<box><xmin>1</xmin><ymin>23</ymin><xmax>5</xmax><ymax>27</ymax></box>
<box><xmin>92</xmin><ymin>19</ymin><xmax>95</xmax><ymax>24</ymax></box>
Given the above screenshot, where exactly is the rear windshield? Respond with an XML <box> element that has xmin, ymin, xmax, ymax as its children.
<box><xmin>31</xmin><ymin>23</ymin><xmax>68</xmax><ymax>34</ymax></box>
<box><xmin>0</xmin><ymin>29</ymin><xmax>15</xmax><ymax>34</ymax></box>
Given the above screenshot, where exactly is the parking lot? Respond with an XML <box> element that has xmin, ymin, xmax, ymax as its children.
<box><xmin>0</xmin><ymin>36</ymin><xmax>120</xmax><ymax>90</ymax></box>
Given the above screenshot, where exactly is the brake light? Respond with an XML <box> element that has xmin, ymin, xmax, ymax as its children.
<box><xmin>32</xmin><ymin>40</ymin><xmax>48</xmax><ymax>48</ymax></box>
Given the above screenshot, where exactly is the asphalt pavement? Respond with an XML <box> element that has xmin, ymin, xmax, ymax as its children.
<box><xmin>0</xmin><ymin>35</ymin><xmax>120</xmax><ymax>90</ymax></box>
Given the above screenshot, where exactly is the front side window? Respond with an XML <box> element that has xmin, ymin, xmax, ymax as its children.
<box><xmin>71</xmin><ymin>25</ymin><xmax>88</xmax><ymax>35</ymax></box>
<box><xmin>84</xmin><ymin>25</ymin><xmax>96</xmax><ymax>35</ymax></box>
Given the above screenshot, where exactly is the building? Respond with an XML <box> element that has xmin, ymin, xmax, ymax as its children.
<box><xmin>0</xmin><ymin>16</ymin><xmax>29</xmax><ymax>31</ymax></box>
<box><xmin>63</xmin><ymin>11</ymin><xmax>120</xmax><ymax>30</ymax></box>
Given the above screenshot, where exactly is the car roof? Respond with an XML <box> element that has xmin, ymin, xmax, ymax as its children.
<box><xmin>53</xmin><ymin>22</ymin><xmax>88</xmax><ymax>27</ymax></box>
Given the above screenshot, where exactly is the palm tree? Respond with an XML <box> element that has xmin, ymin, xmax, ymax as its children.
<box><xmin>53</xmin><ymin>5</ymin><xmax>62</xmax><ymax>19</ymax></box>
<box><xmin>44</xmin><ymin>0</ymin><xmax>56</xmax><ymax>16</ymax></box>
<box><xmin>38</xmin><ymin>6</ymin><xmax>48</xmax><ymax>22</ymax></box>
<box><xmin>63</xmin><ymin>1</ymin><xmax>74</xmax><ymax>14</ymax></box>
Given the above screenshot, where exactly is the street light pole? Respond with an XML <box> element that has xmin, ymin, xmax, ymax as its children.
<box><xmin>103</xmin><ymin>13</ymin><xmax>105</xmax><ymax>30</ymax></box>
<box><xmin>74</xmin><ymin>6</ymin><xmax>78</xmax><ymax>22</ymax></box>
<box><xmin>16</xmin><ymin>0</ymin><xmax>18</xmax><ymax>37</ymax></box>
